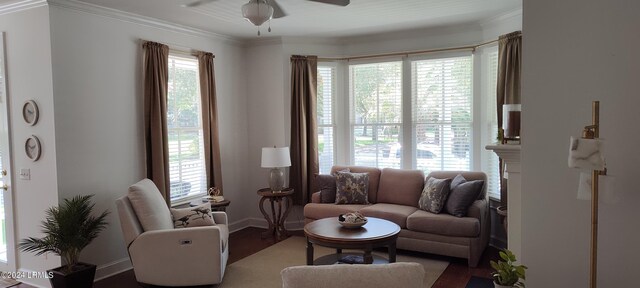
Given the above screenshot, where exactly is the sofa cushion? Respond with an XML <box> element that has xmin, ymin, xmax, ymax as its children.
<box><xmin>315</xmin><ymin>174</ymin><xmax>338</xmax><ymax>203</ymax></box>
<box><xmin>331</xmin><ymin>166</ymin><xmax>381</xmax><ymax>203</ymax></box>
<box><xmin>303</xmin><ymin>203</ymin><xmax>369</xmax><ymax>220</ymax></box>
<box><xmin>418</xmin><ymin>177</ymin><xmax>452</xmax><ymax>214</ymax></box>
<box><xmin>377</xmin><ymin>168</ymin><xmax>425</xmax><ymax>207</ymax></box>
<box><xmin>445</xmin><ymin>175</ymin><xmax>485</xmax><ymax>217</ymax></box>
<box><xmin>335</xmin><ymin>171</ymin><xmax>370</xmax><ymax>204</ymax></box>
<box><xmin>128</xmin><ymin>179</ymin><xmax>173</xmax><ymax>231</ymax></box>
<box><xmin>406</xmin><ymin>209</ymin><xmax>480</xmax><ymax>237</ymax></box>
<box><xmin>170</xmin><ymin>203</ymin><xmax>216</xmax><ymax>228</ymax></box>
<box><xmin>427</xmin><ymin>171</ymin><xmax>488</xmax><ymax>200</ymax></box>
<box><xmin>359</xmin><ymin>204</ymin><xmax>418</xmax><ymax>229</ymax></box>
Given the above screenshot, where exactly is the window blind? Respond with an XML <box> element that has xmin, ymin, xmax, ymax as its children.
<box><xmin>317</xmin><ymin>65</ymin><xmax>336</xmax><ymax>174</ymax></box>
<box><xmin>412</xmin><ymin>56</ymin><xmax>472</xmax><ymax>174</ymax></box>
<box><xmin>350</xmin><ymin>61</ymin><xmax>403</xmax><ymax>169</ymax></box>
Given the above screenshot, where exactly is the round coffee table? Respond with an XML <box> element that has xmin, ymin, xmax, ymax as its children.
<box><xmin>304</xmin><ymin>217</ymin><xmax>400</xmax><ymax>265</ymax></box>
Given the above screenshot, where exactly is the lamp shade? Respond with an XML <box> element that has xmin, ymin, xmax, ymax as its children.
<box><xmin>568</xmin><ymin>137</ymin><xmax>605</xmax><ymax>170</ymax></box>
<box><xmin>261</xmin><ymin>147</ymin><xmax>291</xmax><ymax>168</ymax></box>
<box><xmin>242</xmin><ymin>0</ymin><xmax>273</xmax><ymax>26</ymax></box>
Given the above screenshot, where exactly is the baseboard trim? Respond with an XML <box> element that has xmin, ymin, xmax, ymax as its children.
<box><xmin>15</xmin><ymin>268</ymin><xmax>48</xmax><ymax>288</ymax></box>
<box><xmin>94</xmin><ymin>257</ymin><xmax>132</xmax><ymax>282</ymax></box>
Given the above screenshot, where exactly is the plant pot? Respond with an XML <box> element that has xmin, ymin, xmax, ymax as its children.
<box><xmin>494</xmin><ymin>281</ymin><xmax>513</xmax><ymax>288</ymax></box>
<box><xmin>48</xmin><ymin>262</ymin><xmax>96</xmax><ymax>288</ymax></box>
<box><xmin>496</xmin><ymin>205</ymin><xmax>508</xmax><ymax>233</ymax></box>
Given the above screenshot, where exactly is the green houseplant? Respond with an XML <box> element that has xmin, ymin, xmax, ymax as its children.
<box><xmin>490</xmin><ymin>248</ymin><xmax>527</xmax><ymax>288</ymax></box>
<box><xmin>19</xmin><ymin>195</ymin><xmax>109</xmax><ymax>288</ymax></box>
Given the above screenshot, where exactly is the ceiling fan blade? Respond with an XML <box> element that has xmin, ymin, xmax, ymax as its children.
<box><xmin>266</xmin><ymin>0</ymin><xmax>287</xmax><ymax>18</ymax></box>
<box><xmin>182</xmin><ymin>0</ymin><xmax>217</xmax><ymax>8</ymax></box>
<box><xmin>307</xmin><ymin>0</ymin><xmax>350</xmax><ymax>6</ymax></box>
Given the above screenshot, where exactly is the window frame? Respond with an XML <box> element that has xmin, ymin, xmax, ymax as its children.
<box><xmin>348</xmin><ymin>58</ymin><xmax>404</xmax><ymax>168</ymax></box>
<box><xmin>409</xmin><ymin>51</ymin><xmax>474</xmax><ymax>173</ymax></box>
<box><xmin>167</xmin><ymin>53</ymin><xmax>207</xmax><ymax>206</ymax></box>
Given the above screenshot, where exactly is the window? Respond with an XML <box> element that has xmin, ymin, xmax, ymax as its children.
<box><xmin>167</xmin><ymin>54</ymin><xmax>206</xmax><ymax>204</ymax></box>
<box><xmin>317</xmin><ymin>65</ymin><xmax>336</xmax><ymax>174</ymax></box>
<box><xmin>412</xmin><ymin>56</ymin><xmax>472</xmax><ymax>174</ymax></box>
<box><xmin>350</xmin><ymin>61</ymin><xmax>402</xmax><ymax>169</ymax></box>
<box><xmin>317</xmin><ymin>51</ymin><xmax>497</xmax><ymax>187</ymax></box>
<box><xmin>482</xmin><ymin>47</ymin><xmax>501</xmax><ymax>199</ymax></box>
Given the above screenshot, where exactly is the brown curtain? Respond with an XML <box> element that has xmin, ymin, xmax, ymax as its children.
<box><xmin>496</xmin><ymin>31</ymin><xmax>522</xmax><ymax>206</ymax></box>
<box><xmin>197</xmin><ymin>52</ymin><xmax>224</xmax><ymax>194</ymax></box>
<box><xmin>142</xmin><ymin>41</ymin><xmax>170</xmax><ymax>206</ymax></box>
<box><xmin>497</xmin><ymin>31</ymin><xmax>522</xmax><ymax>129</ymax></box>
<box><xmin>290</xmin><ymin>55</ymin><xmax>318</xmax><ymax>205</ymax></box>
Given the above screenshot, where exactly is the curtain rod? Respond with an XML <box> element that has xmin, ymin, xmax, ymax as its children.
<box><xmin>139</xmin><ymin>39</ymin><xmax>215</xmax><ymax>57</ymax></box>
<box><xmin>317</xmin><ymin>37</ymin><xmax>504</xmax><ymax>62</ymax></box>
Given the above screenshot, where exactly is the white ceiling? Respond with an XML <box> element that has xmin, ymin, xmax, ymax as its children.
<box><xmin>5</xmin><ymin>0</ymin><xmax>521</xmax><ymax>39</ymax></box>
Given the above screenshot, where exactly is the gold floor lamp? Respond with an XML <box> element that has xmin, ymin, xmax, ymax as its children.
<box><xmin>568</xmin><ymin>101</ymin><xmax>607</xmax><ymax>288</ymax></box>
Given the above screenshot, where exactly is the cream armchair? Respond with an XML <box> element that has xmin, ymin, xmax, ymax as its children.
<box><xmin>116</xmin><ymin>179</ymin><xmax>229</xmax><ymax>286</ymax></box>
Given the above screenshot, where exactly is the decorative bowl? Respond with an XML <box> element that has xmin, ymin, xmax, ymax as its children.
<box><xmin>339</xmin><ymin>218</ymin><xmax>367</xmax><ymax>228</ymax></box>
<box><xmin>338</xmin><ymin>212</ymin><xmax>368</xmax><ymax>228</ymax></box>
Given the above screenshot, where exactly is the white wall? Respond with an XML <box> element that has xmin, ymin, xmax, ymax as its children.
<box><xmin>522</xmin><ymin>0</ymin><xmax>639</xmax><ymax>286</ymax></box>
<box><xmin>0</xmin><ymin>5</ymin><xmax>61</xmax><ymax>287</ymax></box>
<box><xmin>48</xmin><ymin>3</ymin><xmax>249</xmax><ymax>281</ymax></box>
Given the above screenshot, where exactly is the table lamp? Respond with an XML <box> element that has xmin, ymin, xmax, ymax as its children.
<box><xmin>261</xmin><ymin>146</ymin><xmax>291</xmax><ymax>193</ymax></box>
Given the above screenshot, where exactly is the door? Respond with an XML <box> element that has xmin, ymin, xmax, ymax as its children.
<box><xmin>0</xmin><ymin>32</ymin><xmax>16</xmax><ymax>272</ymax></box>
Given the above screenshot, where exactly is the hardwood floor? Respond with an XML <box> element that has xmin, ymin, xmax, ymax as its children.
<box><xmin>15</xmin><ymin>227</ymin><xmax>498</xmax><ymax>288</ymax></box>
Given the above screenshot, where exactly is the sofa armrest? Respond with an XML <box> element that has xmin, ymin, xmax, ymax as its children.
<box><xmin>311</xmin><ymin>191</ymin><xmax>321</xmax><ymax>203</ymax></box>
<box><xmin>466</xmin><ymin>199</ymin><xmax>488</xmax><ymax>222</ymax></box>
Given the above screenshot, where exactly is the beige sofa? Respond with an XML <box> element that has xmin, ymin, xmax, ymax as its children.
<box><xmin>281</xmin><ymin>262</ymin><xmax>425</xmax><ymax>288</ymax></box>
<box><xmin>303</xmin><ymin>166</ymin><xmax>489</xmax><ymax>267</ymax></box>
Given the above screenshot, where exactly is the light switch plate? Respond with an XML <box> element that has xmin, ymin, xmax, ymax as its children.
<box><xmin>20</xmin><ymin>168</ymin><xmax>30</xmax><ymax>180</ymax></box>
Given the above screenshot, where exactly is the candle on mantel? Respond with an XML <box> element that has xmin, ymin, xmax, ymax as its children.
<box><xmin>503</xmin><ymin>104</ymin><xmax>521</xmax><ymax>139</ymax></box>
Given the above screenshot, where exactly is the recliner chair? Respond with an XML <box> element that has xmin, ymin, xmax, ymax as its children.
<box><xmin>116</xmin><ymin>179</ymin><xmax>229</xmax><ymax>286</ymax></box>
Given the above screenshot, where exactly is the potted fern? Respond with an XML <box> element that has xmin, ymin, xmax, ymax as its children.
<box><xmin>490</xmin><ymin>248</ymin><xmax>527</xmax><ymax>288</ymax></box>
<box><xmin>19</xmin><ymin>195</ymin><xmax>109</xmax><ymax>288</ymax></box>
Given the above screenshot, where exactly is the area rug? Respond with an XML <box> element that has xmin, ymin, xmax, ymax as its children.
<box><xmin>0</xmin><ymin>277</ymin><xmax>20</xmax><ymax>288</ymax></box>
<box><xmin>218</xmin><ymin>236</ymin><xmax>448</xmax><ymax>288</ymax></box>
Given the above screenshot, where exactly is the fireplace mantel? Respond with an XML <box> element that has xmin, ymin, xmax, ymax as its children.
<box><xmin>486</xmin><ymin>144</ymin><xmax>521</xmax><ymax>258</ymax></box>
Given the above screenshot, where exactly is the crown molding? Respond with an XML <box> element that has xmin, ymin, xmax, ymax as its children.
<box><xmin>47</xmin><ymin>0</ymin><xmax>244</xmax><ymax>46</ymax></box>
<box><xmin>0</xmin><ymin>0</ymin><xmax>47</xmax><ymax>15</ymax></box>
<box><xmin>479</xmin><ymin>8</ymin><xmax>523</xmax><ymax>28</ymax></box>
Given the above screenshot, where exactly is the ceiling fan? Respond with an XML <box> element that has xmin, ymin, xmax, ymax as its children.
<box><xmin>182</xmin><ymin>0</ymin><xmax>351</xmax><ymax>35</ymax></box>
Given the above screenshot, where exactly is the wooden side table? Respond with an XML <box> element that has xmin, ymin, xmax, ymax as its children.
<box><xmin>257</xmin><ymin>188</ymin><xmax>294</xmax><ymax>240</ymax></box>
<box><xmin>189</xmin><ymin>199</ymin><xmax>231</xmax><ymax>212</ymax></box>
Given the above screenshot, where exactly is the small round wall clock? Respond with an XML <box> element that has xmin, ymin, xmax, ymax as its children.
<box><xmin>22</xmin><ymin>100</ymin><xmax>39</xmax><ymax>126</ymax></box>
<box><xmin>25</xmin><ymin>135</ymin><xmax>41</xmax><ymax>161</ymax></box>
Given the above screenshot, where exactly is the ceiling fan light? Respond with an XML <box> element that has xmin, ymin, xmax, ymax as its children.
<box><xmin>242</xmin><ymin>0</ymin><xmax>274</xmax><ymax>26</ymax></box>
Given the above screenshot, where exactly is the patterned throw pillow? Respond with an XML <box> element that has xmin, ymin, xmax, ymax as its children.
<box><xmin>418</xmin><ymin>177</ymin><xmax>452</xmax><ymax>213</ymax></box>
<box><xmin>335</xmin><ymin>172</ymin><xmax>370</xmax><ymax>204</ymax></box>
<box><xmin>170</xmin><ymin>203</ymin><xmax>216</xmax><ymax>228</ymax></box>
<box><xmin>445</xmin><ymin>174</ymin><xmax>485</xmax><ymax>217</ymax></box>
